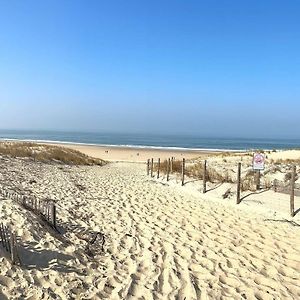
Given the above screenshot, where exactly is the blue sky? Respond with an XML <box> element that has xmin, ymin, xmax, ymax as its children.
<box><xmin>0</xmin><ymin>0</ymin><xmax>299</xmax><ymax>137</ymax></box>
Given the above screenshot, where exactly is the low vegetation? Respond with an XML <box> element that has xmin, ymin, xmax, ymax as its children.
<box><xmin>154</xmin><ymin>158</ymin><xmax>277</xmax><ymax>192</ymax></box>
<box><xmin>187</xmin><ymin>162</ymin><xmax>235</xmax><ymax>183</ymax></box>
<box><xmin>270</xmin><ymin>158</ymin><xmax>300</xmax><ymax>165</ymax></box>
<box><xmin>0</xmin><ymin>142</ymin><xmax>106</xmax><ymax>166</ymax></box>
<box><xmin>154</xmin><ymin>159</ymin><xmax>182</xmax><ymax>173</ymax></box>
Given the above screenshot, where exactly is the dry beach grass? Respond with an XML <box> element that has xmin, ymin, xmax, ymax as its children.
<box><xmin>0</xmin><ymin>142</ymin><xmax>106</xmax><ymax>166</ymax></box>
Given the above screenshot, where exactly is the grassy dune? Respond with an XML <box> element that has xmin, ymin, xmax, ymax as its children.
<box><xmin>0</xmin><ymin>142</ymin><xmax>106</xmax><ymax>166</ymax></box>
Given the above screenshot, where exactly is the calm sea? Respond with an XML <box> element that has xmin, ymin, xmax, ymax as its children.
<box><xmin>0</xmin><ymin>129</ymin><xmax>299</xmax><ymax>151</ymax></box>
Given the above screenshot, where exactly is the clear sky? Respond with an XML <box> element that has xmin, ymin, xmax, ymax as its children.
<box><xmin>0</xmin><ymin>0</ymin><xmax>299</xmax><ymax>138</ymax></box>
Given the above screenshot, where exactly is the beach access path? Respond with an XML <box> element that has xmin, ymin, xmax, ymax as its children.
<box><xmin>0</xmin><ymin>160</ymin><xmax>299</xmax><ymax>299</ymax></box>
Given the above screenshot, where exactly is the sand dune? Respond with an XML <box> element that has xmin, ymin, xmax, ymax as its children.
<box><xmin>0</xmin><ymin>158</ymin><xmax>299</xmax><ymax>299</ymax></box>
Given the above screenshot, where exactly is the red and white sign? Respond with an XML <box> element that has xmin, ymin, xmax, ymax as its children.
<box><xmin>253</xmin><ymin>153</ymin><xmax>265</xmax><ymax>170</ymax></box>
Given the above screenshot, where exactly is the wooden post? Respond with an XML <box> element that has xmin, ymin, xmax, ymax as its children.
<box><xmin>181</xmin><ymin>158</ymin><xmax>185</xmax><ymax>186</ymax></box>
<box><xmin>10</xmin><ymin>229</ymin><xmax>15</xmax><ymax>264</ymax></box>
<box><xmin>290</xmin><ymin>165</ymin><xmax>296</xmax><ymax>217</ymax></box>
<box><xmin>51</xmin><ymin>203</ymin><xmax>57</xmax><ymax>228</ymax></box>
<box><xmin>147</xmin><ymin>159</ymin><xmax>150</xmax><ymax>175</ymax></box>
<box><xmin>256</xmin><ymin>170</ymin><xmax>261</xmax><ymax>190</ymax></box>
<box><xmin>167</xmin><ymin>158</ymin><xmax>170</xmax><ymax>181</ymax></box>
<box><xmin>170</xmin><ymin>157</ymin><xmax>173</xmax><ymax>173</ymax></box>
<box><xmin>203</xmin><ymin>160</ymin><xmax>207</xmax><ymax>193</ymax></box>
<box><xmin>237</xmin><ymin>163</ymin><xmax>241</xmax><ymax>204</ymax></box>
<box><xmin>0</xmin><ymin>224</ymin><xmax>4</xmax><ymax>247</ymax></box>
<box><xmin>1</xmin><ymin>224</ymin><xmax>9</xmax><ymax>251</ymax></box>
<box><xmin>151</xmin><ymin>158</ymin><xmax>154</xmax><ymax>177</ymax></box>
<box><xmin>157</xmin><ymin>158</ymin><xmax>160</xmax><ymax>179</ymax></box>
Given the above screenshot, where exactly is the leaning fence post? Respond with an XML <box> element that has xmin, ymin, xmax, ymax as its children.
<box><xmin>147</xmin><ymin>159</ymin><xmax>150</xmax><ymax>175</ymax></box>
<box><xmin>181</xmin><ymin>158</ymin><xmax>185</xmax><ymax>186</ymax></box>
<box><xmin>157</xmin><ymin>158</ymin><xmax>160</xmax><ymax>179</ymax></box>
<box><xmin>237</xmin><ymin>163</ymin><xmax>241</xmax><ymax>204</ymax></box>
<box><xmin>167</xmin><ymin>158</ymin><xmax>170</xmax><ymax>181</ymax></box>
<box><xmin>203</xmin><ymin>160</ymin><xmax>207</xmax><ymax>193</ymax></box>
<box><xmin>290</xmin><ymin>165</ymin><xmax>296</xmax><ymax>217</ymax></box>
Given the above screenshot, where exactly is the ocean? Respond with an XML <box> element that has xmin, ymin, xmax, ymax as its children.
<box><xmin>0</xmin><ymin>129</ymin><xmax>299</xmax><ymax>151</ymax></box>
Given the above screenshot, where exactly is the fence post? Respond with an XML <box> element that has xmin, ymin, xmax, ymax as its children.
<box><xmin>0</xmin><ymin>224</ymin><xmax>4</xmax><ymax>248</ymax></box>
<box><xmin>203</xmin><ymin>160</ymin><xmax>207</xmax><ymax>193</ymax></box>
<box><xmin>170</xmin><ymin>157</ymin><xmax>173</xmax><ymax>173</ymax></box>
<box><xmin>167</xmin><ymin>158</ymin><xmax>170</xmax><ymax>181</ymax></box>
<box><xmin>256</xmin><ymin>170</ymin><xmax>261</xmax><ymax>190</ymax></box>
<box><xmin>290</xmin><ymin>165</ymin><xmax>296</xmax><ymax>217</ymax></box>
<box><xmin>157</xmin><ymin>158</ymin><xmax>160</xmax><ymax>179</ymax></box>
<box><xmin>237</xmin><ymin>163</ymin><xmax>241</xmax><ymax>204</ymax></box>
<box><xmin>181</xmin><ymin>158</ymin><xmax>185</xmax><ymax>186</ymax></box>
<box><xmin>147</xmin><ymin>159</ymin><xmax>150</xmax><ymax>175</ymax></box>
<box><xmin>10</xmin><ymin>229</ymin><xmax>15</xmax><ymax>264</ymax></box>
<box><xmin>150</xmin><ymin>158</ymin><xmax>154</xmax><ymax>177</ymax></box>
<box><xmin>51</xmin><ymin>203</ymin><xmax>57</xmax><ymax>228</ymax></box>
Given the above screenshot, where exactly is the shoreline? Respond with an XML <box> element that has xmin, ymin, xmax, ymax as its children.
<box><xmin>0</xmin><ymin>137</ymin><xmax>247</xmax><ymax>152</ymax></box>
<box><xmin>1</xmin><ymin>138</ymin><xmax>300</xmax><ymax>162</ymax></box>
<box><xmin>0</xmin><ymin>138</ymin><xmax>232</xmax><ymax>162</ymax></box>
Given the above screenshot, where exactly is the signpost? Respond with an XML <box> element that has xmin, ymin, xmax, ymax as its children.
<box><xmin>253</xmin><ymin>153</ymin><xmax>265</xmax><ymax>190</ymax></box>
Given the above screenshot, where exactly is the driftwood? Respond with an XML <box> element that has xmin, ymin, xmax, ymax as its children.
<box><xmin>222</xmin><ymin>188</ymin><xmax>233</xmax><ymax>199</ymax></box>
<box><xmin>85</xmin><ymin>232</ymin><xmax>105</xmax><ymax>257</ymax></box>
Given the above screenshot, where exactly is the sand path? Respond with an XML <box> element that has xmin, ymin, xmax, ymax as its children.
<box><xmin>0</xmin><ymin>161</ymin><xmax>299</xmax><ymax>299</ymax></box>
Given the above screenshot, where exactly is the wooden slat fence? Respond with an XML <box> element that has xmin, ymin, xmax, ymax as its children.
<box><xmin>273</xmin><ymin>179</ymin><xmax>300</xmax><ymax>197</ymax></box>
<box><xmin>0</xmin><ymin>186</ymin><xmax>58</xmax><ymax>230</ymax></box>
<box><xmin>0</xmin><ymin>223</ymin><xmax>21</xmax><ymax>265</ymax></box>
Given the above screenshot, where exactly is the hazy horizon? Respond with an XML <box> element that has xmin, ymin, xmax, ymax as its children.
<box><xmin>1</xmin><ymin>1</ymin><xmax>300</xmax><ymax>138</ymax></box>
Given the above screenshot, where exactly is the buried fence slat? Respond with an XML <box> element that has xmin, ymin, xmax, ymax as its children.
<box><xmin>151</xmin><ymin>158</ymin><xmax>154</xmax><ymax>177</ymax></box>
<box><xmin>51</xmin><ymin>203</ymin><xmax>57</xmax><ymax>228</ymax></box>
<box><xmin>181</xmin><ymin>158</ymin><xmax>185</xmax><ymax>186</ymax></box>
<box><xmin>10</xmin><ymin>228</ymin><xmax>15</xmax><ymax>264</ymax></box>
<box><xmin>167</xmin><ymin>158</ymin><xmax>170</xmax><ymax>181</ymax></box>
<box><xmin>0</xmin><ymin>226</ymin><xmax>4</xmax><ymax>247</ymax></box>
<box><xmin>4</xmin><ymin>226</ymin><xmax>10</xmax><ymax>253</ymax></box>
<box><xmin>237</xmin><ymin>163</ymin><xmax>242</xmax><ymax>204</ymax></box>
<box><xmin>290</xmin><ymin>165</ymin><xmax>296</xmax><ymax>217</ymax></box>
<box><xmin>203</xmin><ymin>160</ymin><xmax>207</xmax><ymax>193</ymax></box>
<box><xmin>157</xmin><ymin>158</ymin><xmax>160</xmax><ymax>179</ymax></box>
<box><xmin>0</xmin><ymin>224</ymin><xmax>8</xmax><ymax>252</ymax></box>
<box><xmin>147</xmin><ymin>159</ymin><xmax>150</xmax><ymax>175</ymax></box>
<box><xmin>47</xmin><ymin>202</ymin><xmax>50</xmax><ymax>222</ymax></box>
<box><xmin>273</xmin><ymin>179</ymin><xmax>277</xmax><ymax>192</ymax></box>
<box><xmin>0</xmin><ymin>225</ymin><xmax>5</xmax><ymax>248</ymax></box>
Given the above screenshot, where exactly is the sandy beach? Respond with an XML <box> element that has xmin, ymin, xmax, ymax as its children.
<box><xmin>0</xmin><ymin>144</ymin><xmax>299</xmax><ymax>299</ymax></box>
<box><xmin>46</xmin><ymin>143</ymin><xmax>220</xmax><ymax>162</ymax></box>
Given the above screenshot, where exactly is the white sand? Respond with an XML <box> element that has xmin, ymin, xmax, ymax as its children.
<box><xmin>47</xmin><ymin>143</ymin><xmax>219</xmax><ymax>162</ymax></box>
<box><xmin>0</xmin><ymin>157</ymin><xmax>299</xmax><ymax>299</ymax></box>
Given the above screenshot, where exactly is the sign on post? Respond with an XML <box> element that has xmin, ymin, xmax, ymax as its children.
<box><xmin>253</xmin><ymin>153</ymin><xmax>265</xmax><ymax>170</ymax></box>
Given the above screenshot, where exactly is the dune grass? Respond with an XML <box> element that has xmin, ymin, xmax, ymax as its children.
<box><xmin>0</xmin><ymin>142</ymin><xmax>106</xmax><ymax>166</ymax></box>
